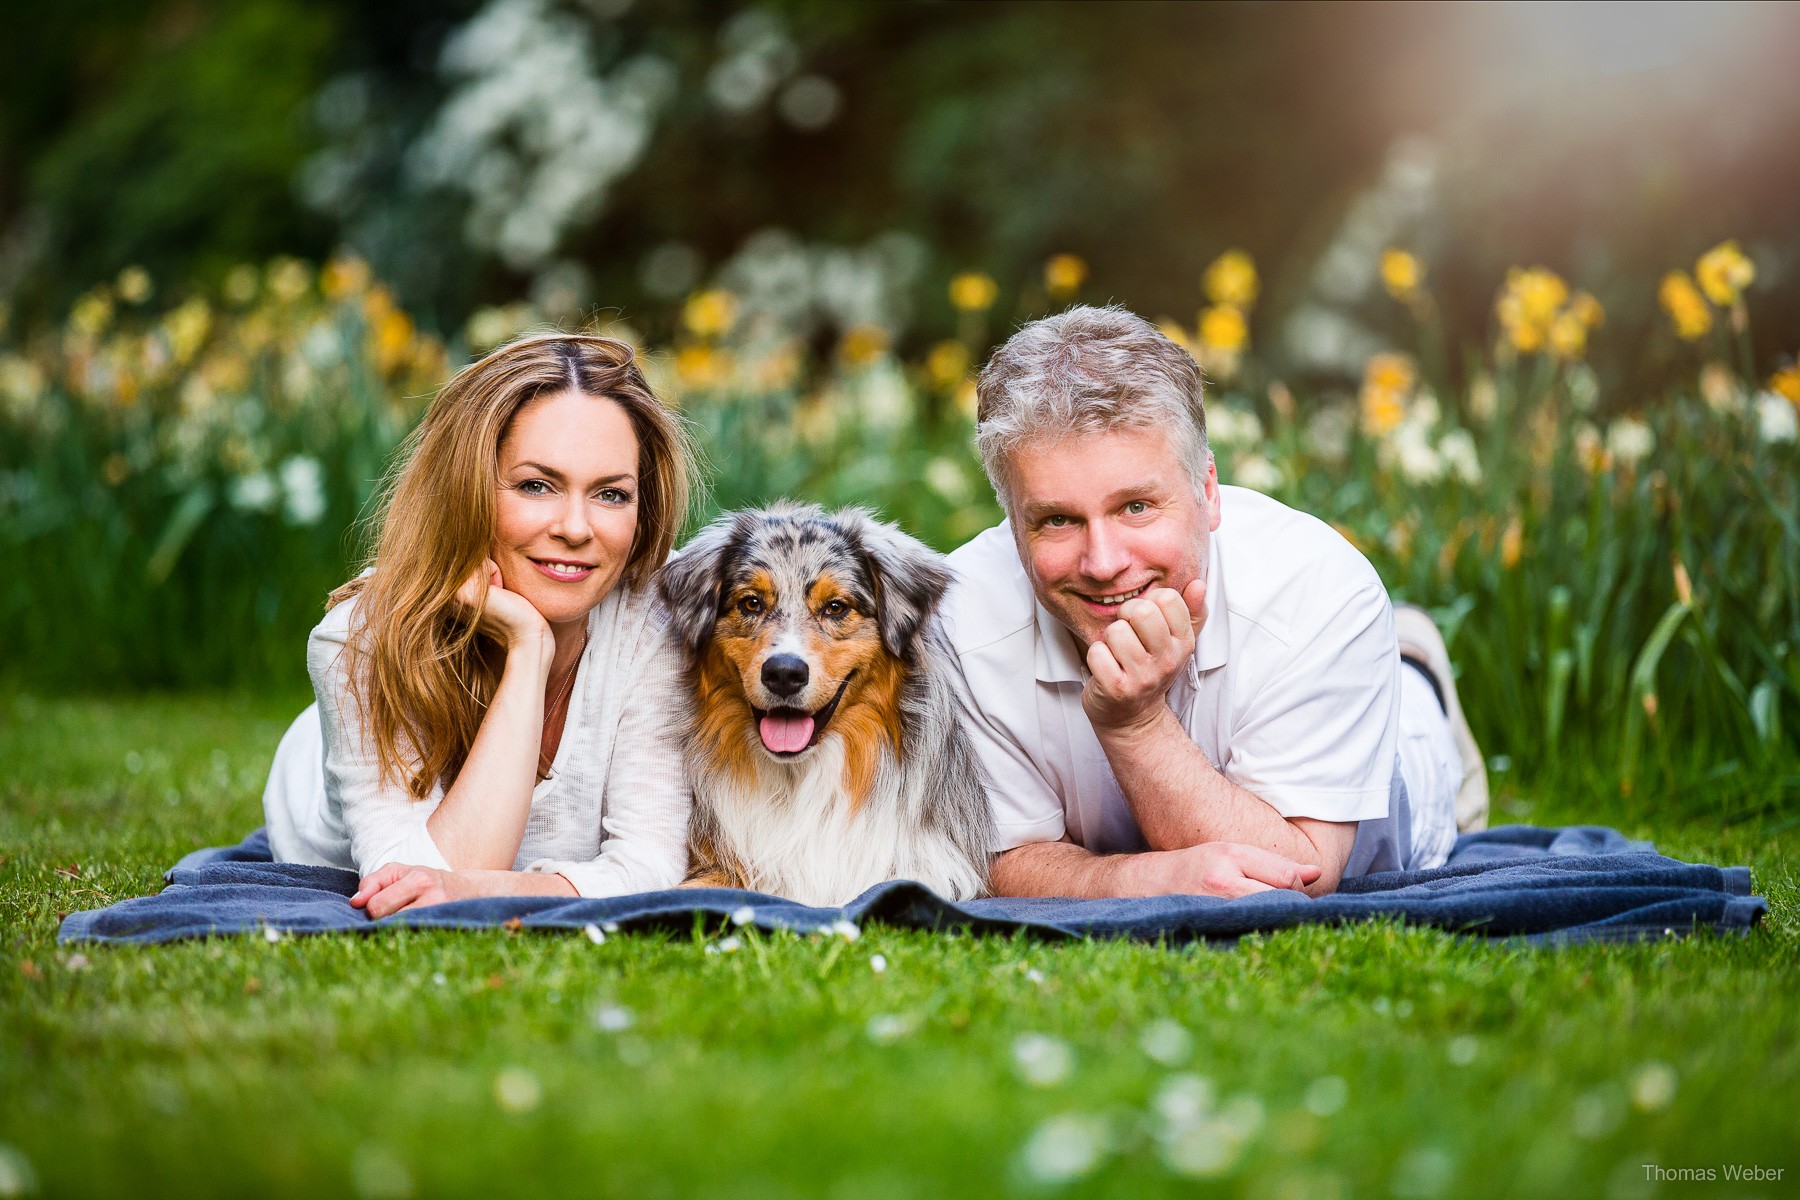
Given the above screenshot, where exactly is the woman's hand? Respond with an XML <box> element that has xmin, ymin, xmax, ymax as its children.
<box><xmin>350</xmin><ymin>863</ymin><xmax>580</xmax><ymax>918</ymax></box>
<box><xmin>456</xmin><ymin>558</ymin><xmax>551</xmax><ymax>653</ymax></box>
<box><xmin>351</xmin><ymin>862</ymin><xmax>470</xmax><ymax>918</ymax></box>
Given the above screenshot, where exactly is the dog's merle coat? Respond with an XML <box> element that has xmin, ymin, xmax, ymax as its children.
<box><xmin>655</xmin><ymin>503</ymin><xmax>993</xmax><ymax>905</ymax></box>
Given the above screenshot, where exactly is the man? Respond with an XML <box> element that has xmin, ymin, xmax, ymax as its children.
<box><xmin>941</xmin><ymin>305</ymin><xmax>1487</xmax><ymax>899</ymax></box>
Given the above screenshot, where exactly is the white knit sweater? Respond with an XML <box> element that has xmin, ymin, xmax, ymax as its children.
<box><xmin>263</xmin><ymin>580</ymin><xmax>692</xmax><ymax>897</ymax></box>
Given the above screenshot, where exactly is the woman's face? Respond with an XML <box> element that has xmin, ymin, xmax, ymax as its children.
<box><xmin>492</xmin><ymin>389</ymin><xmax>642</xmax><ymax>630</ymax></box>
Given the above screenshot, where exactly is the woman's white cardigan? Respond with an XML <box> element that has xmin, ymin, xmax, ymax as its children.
<box><xmin>263</xmin><ymin>580</ymin><xmax>692</xmax><ymax>897</ymax></box>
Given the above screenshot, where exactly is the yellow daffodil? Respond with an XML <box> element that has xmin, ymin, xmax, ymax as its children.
<box><xmin>223</xmin><ymin>264</ymin><xmax>259</xmax><ymax>306</ymax></box>
<box><xmin>1157</xmin><ymin>321</ymin><xmax>1196</xmax><ymax>355</ymax></box>
<box><xmin>1499</xmin><ymin>515</ymin><xmax>1523</xmax><ymax>570</ymax></box>
<box><xmin>68</xmin><ymin>289</ymin><xmax>114</xmax><ymax>339</ymax></box>
<box><xmin>1495</xmin><ymin>267</ymin><xmax>1569</xmax><ymax>354</ymax></box>
<box><xmin>1359</xmin><ymin>353</ymin><xmax>1415</xmax><ymax>437</ymax></box>
<box><xmin>838</xmin><ymin>323</ymin><xmax>890</xmax><ymax>367</ymax></box>
<box><xmin>1570</xmin><ymin>292</ymin><xmax>1604</xmax><ymax>329</ymax></box>
<box><xmin>925</xmin><ymin>340</ymin><xmax>970</xmax><ymax>391</ymax></box>
<box><xmin>1658</xmin><ymin>271</ymin><xmax>1712</xmax><ymax>341</ymax></box>
<box><xmin>1202</xmin><ymin>250</ymin><xmax>1258</xmax><ymax>309</ymax></box>
<box><xmin>675</xmin><ymin>345</ymin><xmax>733</xmax><ymax>390</ymax></box>
<box><xmin>322</xmin><ymin>254</ymin><xmax>373</xmax><ymax>300</ymax></box>
<box><xmin>162</xmin><ymin>298</ymin><xmax>213</xmax><ymax>366</ymax></box>
<box><xmin>115</xmin><ymin>266</ymin><xmax>153</xmax><ymax>305</ymax></box>
<box><xmin>1380</xmin><ymin>249</ymin><xmax>1422</xmax><ymax>301</ymax></box>
<box><xmin>948</xmin><ymin>272</ymin><xmax>998</xmax><ymax>312</ymax></box>
<box><xmin>1695</xmin><ymin>240</ymin><xmax>1754</xmax><ymax>307</ymax></box>
<box><xmin>683</xmin><ymin>289</ymin><xmax>739</xmax><ymax>339</ymax></box>
<box><xmin>266</xmin><ymin>258</ymin><xmax>314</xmax><ymax>304</ymax></box>
<box><xmin>1768</xmin><ymin>363</ymin><xmax>1800</xmax><ymax>406</ymax></box>
<box><xmin>1548</xmin><ymin>311</ymin><xmax>1588</xmax><ymax>360</ymax></box>
<box><xmin>1198</xmin><ymin>305</ymin><xmax>1248</xmax><ymax>353</ymax></box>
<box><xmin>1043</xmin><ymin>254</ymin><xmax>1087</xmax><ymax>299</ymax></box>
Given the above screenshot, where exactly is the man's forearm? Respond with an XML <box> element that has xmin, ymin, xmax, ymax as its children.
<box><xmin>1095</xmin><ymin>706</ymin><xmax>1351</xmax><ymax>894</ymax></box>
<box><xmin>988</xmin><ymin>840</ymin><xmax>1123</xmax><ymax>899</ymax></box>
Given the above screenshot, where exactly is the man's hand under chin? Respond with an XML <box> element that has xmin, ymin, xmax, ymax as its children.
<box><xmin>1082</xmin><ymin>579</ymin><xmax>1207</xmax><ymax>734</ymax></box>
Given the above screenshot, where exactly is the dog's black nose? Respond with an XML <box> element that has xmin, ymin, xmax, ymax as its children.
<box><xmin>761</xmin><ymin>653</ymin><xmax>810</xmax><ymax>697</ymax></box>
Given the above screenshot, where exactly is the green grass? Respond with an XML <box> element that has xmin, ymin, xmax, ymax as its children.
<box><xmin>2</xmin><ymin>689</ymin><xmax>1797</xmax><ymax>1199</ymax></box>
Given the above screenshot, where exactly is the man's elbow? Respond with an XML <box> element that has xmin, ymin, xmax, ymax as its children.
<box><xmin>1290</xmin><ymin>817</ymin><xmax>1357</xmax><ymax>897</ymax></box>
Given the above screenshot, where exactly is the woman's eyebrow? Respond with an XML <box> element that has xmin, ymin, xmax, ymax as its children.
<box><xmin>508</xmin><ymin>461</ymin><xmax>637</xmax><ymax>486</ymax></box>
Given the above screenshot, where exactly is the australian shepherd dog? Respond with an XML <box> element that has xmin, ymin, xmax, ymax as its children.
<box><xmin>654</xmin><ymin>503</ymin><xmax>993</xmax><ymax>907</ymax></box>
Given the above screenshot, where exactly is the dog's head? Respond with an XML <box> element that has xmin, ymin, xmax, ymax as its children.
<box><xmin>656</xmin><ymin>503</ymin><xmax>951</xmax><ymax>760</ymax></box>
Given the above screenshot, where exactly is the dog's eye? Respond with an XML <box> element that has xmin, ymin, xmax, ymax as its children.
<box><xmin>821</xmin><ymin>598</ymin><xmax>849</xmax><ymax>619</ymax></box>
<box><xmin>737</xmin><ymin>595</ymin><xmax>763</xmax><ymax>616</ymax></box>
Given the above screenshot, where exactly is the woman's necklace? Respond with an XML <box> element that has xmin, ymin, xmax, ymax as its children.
<box><xmin>537</xmin><ymin>627</ymin><xmax>590</xmax><ymax>779</ymax></box>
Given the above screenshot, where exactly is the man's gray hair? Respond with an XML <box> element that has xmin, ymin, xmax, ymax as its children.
<box><xmin>974</xmin><ymin>304</ymin><xmax>1210</xmax><ymax>512</ymax></box>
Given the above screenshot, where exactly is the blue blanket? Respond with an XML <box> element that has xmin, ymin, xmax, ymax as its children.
<box><xmin>58</xmin><ymin>825</ymin><xmax>1765</xmax><ymax>946</ymax></box>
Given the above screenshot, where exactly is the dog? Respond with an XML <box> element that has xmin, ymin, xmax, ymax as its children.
<box><xmin>654</xmin><ymin>503</ymin><xmax>993</xmax><ymax>907</ymax></box>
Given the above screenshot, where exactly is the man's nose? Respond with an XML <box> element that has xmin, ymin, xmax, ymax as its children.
<box><xmin>1079</xmin><ymin>522</ymin><xmax>1128</xmax><ymax>582</ymax></box>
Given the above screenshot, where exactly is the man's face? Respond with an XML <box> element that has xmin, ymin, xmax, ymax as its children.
<box><xmin>1007</xmin><ymin>425</ymin><xmax>1220</xmax><ymax>649</ymax></box>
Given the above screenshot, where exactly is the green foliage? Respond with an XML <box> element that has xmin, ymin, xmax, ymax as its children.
<box><xmin>1</xmin><ymin>692</ymin><xmax>1796</xmax><ymax>1196</ymax></box>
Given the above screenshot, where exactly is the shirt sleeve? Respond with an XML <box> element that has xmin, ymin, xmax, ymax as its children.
<box><xmin>307</xmin><ymin>606</ymin><xmax>453</xmax><ymax>875</ymax></box>
<box><xmin>525</xmin><ymin>610</ymin><xmax>693</xmax><ymax>897</ymax></box>
<box><xmin>944</xmin><ymin>640</ymin><xmax>1069</xmax><ymax>853</ymax></box>
<box><xmin>1224</xmin><ymin>581</ymin><xmax>1399</xmax><ymax>822</ymax></box>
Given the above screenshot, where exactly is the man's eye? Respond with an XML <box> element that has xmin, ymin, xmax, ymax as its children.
<box><xmin>1043</xmin><ymin>515</ymin><xmax>1071</xmax><ymax>528</ymax></box>
<box><xmin>821</xmin><ymin>598</ymin><xmax>849</xmax><ymax>618</ymax></box>
<box><xmin>737</xmin><ymin>595</ymin><xmax>763</xmax><ymax>616</ymax></box>
<box><xmin>1124</xmin><ymin>500</ymin><xmax>1149</xmax><ymax>515</ymax></box>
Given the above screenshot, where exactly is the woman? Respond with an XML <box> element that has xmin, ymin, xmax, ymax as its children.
<box><xmin>262</xmin><ymin>333</ymin><xmax>696</xmax><ymax>916</ymax></box>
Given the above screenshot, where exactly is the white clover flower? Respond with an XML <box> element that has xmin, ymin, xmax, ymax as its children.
<box><xmin>1303</xmin><ymin>1075</ymin><xmax>1348</xmax><ymax>1116</ymax></box>
<box><xmin>717</xmin><ymin>935</ymin><xmax>741</xmax><ymax>953</ymax></box>
<box><xmin>1138</xmin><ymin>1018</ymin><xmax>1194</xmax><ymax>1067</ymax></box>
<box><xmin>493</xmin><ymin>1067</ymin><xmax>541</xmax><ymax>1113</ymax></box>
<box><xmin>592</xmin><ymin>1004</ymin><xmax>634</xmax><ymax>1032</ymax></box>
<box><xmin>1605</xmin><ymin>417</ymin><xmax>1656</xmax><ymax>466</ymax></box>
<box><xmin>1017</xmin><ymin>1112</ymin><xmax>1110</xmax><ymax>1183</ymax></box>
<box><xmin>865</xmin><ymin>1013</ymin><xmax>917</xmax><ymax>1044</ymax></box>
<box><xmin>279</xmin><ymin>455</ymin><xmax>327</xmax><ymax>525</ymax></box>
<box><xmin>1011</xmin><ymin>1033</ymin><xmax>1075</xmax><ymax>1087</ymax></box>
<box><xmin>582</xmin><ymin>923</ymin><xmax>605</xmax><ymax>944</ymax></box>
<box><xmin>1756</xmin><ymin>391</ymin><xmax>1797</xmax><ymax>443</ymax></box>
<box><xmin>730</xmin><ymin>906</ymin><xmax>755</xmax><ymax>926</ymax></box>
<box><xmin>1630</xmin><ymin>1061</ymin><xmax>1677</xmax><ymax>1112</ymax></box>
<box><xmin>868</xmin><ymin>954</ymin><xmax>887</xmax><ymax>974</ymax></box>
<box><xmin>829</xmin><ymin>919</ymin><xmax>861</xmax><ymax>941</ymax></box>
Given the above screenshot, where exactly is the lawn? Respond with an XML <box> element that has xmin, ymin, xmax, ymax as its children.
<box><xmin>2</xmin><ymin>688</ymin><xmax>1796</xmax><ymax>1200</ymax></box>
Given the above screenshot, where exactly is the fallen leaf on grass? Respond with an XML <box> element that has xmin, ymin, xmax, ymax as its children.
<box><xmin>503</xmin><ymin>917</ymin><xmax>524</xmax><ymax>933</ymax></box>
<box><xmin>19</xmin><ymin>961</ymin><xmax>41</xmax><ymax>980</ymax></box>
<box><xmin>55</xmin><ymin>863</ymin><xmax>81</xmax><ymax>880</ymax></box>
<box><xmin>244</xmin><ymin>977</ymin><xmax>261</xmax><ymax>995</ymax></box>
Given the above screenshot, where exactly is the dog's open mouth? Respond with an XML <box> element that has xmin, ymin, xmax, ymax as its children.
<box><xmin>753</xmin><ymin>673</ymin><xmax>853</xmax><ymax>756</ymax></box>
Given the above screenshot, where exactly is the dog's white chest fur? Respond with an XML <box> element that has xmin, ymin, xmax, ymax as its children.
<box><xmin>700</xmin><ymin>737</ymin><xmax>983</xmax><ymax>908</ymax></box>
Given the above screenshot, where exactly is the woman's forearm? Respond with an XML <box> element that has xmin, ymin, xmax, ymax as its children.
<box><xmin>426</xmin><ymin>637</ymin><xmax>554</xmax><ymax>869</ymax></box>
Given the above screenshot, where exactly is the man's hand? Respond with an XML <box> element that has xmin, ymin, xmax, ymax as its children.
<box><xmin>1083</xmin><ymin>578</ymin><xmax>1207</xmax><ymax>734</ymax></box>
<box><xmin>1116</xmin><ymin>841</ymin><xmax>1320</xmax><ymax>898</ymax></box>
<box><xmin>351</xmin><ymin>863</ymin><xmax>470</xmax><ymax>918</ymax></box>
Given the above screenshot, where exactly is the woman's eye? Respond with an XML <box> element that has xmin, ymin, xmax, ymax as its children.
<box><xmin>597</xmin><ymin>487</ymin><xmax>632</xmax><ymax>505</ymax></box>
<box><xmin>738</xmin><ymin>595</ymin><xmax>763</xmax><ymax>616</ymax></box>
<box><xmin>822</xmin><ymin>599</ymin><xmax>849</xmax><ymax>618</ymax></box>
<box><xmin>518</xmin><ymin>479</ymin><xmax>551</xmax><ymax>496</ymax></box>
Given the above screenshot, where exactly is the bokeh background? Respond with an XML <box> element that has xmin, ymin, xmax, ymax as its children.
<box><xmin>2</xmin><ymin>0</ymin><xmax>1798</xmax><ymax>811</ymax></box>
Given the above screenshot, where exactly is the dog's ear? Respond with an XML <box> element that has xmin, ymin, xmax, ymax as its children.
<box><xmin>654</xmin><ymin>516</ymin><xmax>739</xmax><ymax>654</ymax></box>
<box><xmin>840</xmin><ymin>508</ymin><xmax>953</xmax><ymax>660</ymax></box>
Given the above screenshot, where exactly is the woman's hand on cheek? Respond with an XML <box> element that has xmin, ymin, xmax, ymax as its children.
<box><xmin>351</xmin><ymin>862</ymin><xmax>465</xmax><ymax>919</ymax></box>
<box><xmin>457</xmin><ymin>558</ymin><xmax>551</xmax><ymax>653</ymax></box>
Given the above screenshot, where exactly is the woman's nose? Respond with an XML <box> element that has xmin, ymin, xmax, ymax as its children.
<box><xmin>551</xmin><ymin>493</ymin><xmax>593</xmax><ymax>543</ymax></box>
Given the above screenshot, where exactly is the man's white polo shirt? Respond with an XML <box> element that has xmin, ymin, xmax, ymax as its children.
<box><xmin>941</xmin><ymin>484</ymin><xmax>1412</xmax><ymax>877</ymax></box>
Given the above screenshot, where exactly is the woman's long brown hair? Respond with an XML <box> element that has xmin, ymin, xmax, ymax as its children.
<box><xmin>328</xmin><ymin>332</ymin><xmax>697</xmax><ymax>799</ymax></box>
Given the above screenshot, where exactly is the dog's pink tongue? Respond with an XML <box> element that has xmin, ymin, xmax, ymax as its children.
<box><xmin>759</xmin><ymin>712</ymin><xmax>815</xmax><ymax>753</ymax></box>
